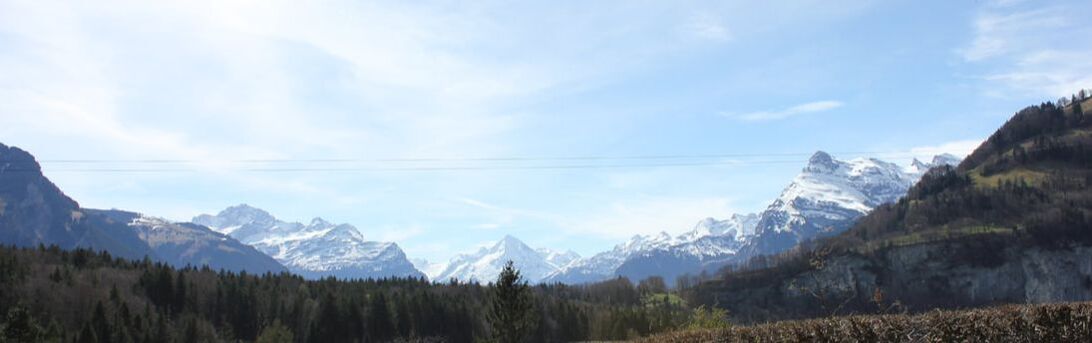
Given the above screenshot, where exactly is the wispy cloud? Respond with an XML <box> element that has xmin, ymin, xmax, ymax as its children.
<box><xmin>682</xmin><ymin>12</ymin><xmax>732</xmax><ymax>41</ymax></box>
<box><xmin>960</xmin><ymin>3</ymin><xmax>1092</xmax><ymax>98</ymax></box>
<box><xmin>454</xmin><ymin>197</ymin><xmax>561</xmax><ymax>230</ymax></box>
<box><xmin>727</xmin><ymin>100</ymin><xmax>844</xmax><ymax>122</ymax></box>
<box><xmin>959</xmin><ymin>8</ymin><xmax>1064</xmax><ymax>62</ymax></box>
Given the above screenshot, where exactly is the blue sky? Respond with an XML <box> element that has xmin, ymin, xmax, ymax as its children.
<box><xmin>1</xmin><ymin>0</ymin><xmax>1089</xmax><ymax>263</ymax></box>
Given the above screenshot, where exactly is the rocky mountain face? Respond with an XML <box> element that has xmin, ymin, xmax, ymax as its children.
<box><xmin>0</xmin><ymin>143</ymin><xmax>285</xmax><ymax>273</ymax></box>
<box><xmin>193</xmin><ymin>205</ymin><xmax>424</xmax><ymax>280</ymax></box>
<box><xmin>710</xmin><ymin>241</ymin><xmax>1092</xmax><ymax>323</ymax></box>
<box><xmin>547</xmin><ymin>153</ymin><xmax>959</xmax><ymax>285</ymax></box>
<box><xmin>431</xmin><ymin>235</ymin><xmax>579</xmax><ymax>284</ymax></box>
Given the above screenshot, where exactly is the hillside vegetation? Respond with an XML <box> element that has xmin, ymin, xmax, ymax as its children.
<box><xmin>682</xmin><ymin>97</ymin><xmax>1092</xmax><ymax>323</ymax></box>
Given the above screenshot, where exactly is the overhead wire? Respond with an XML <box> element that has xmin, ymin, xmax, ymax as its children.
<box><xmin>0</xmin><ymin>149</ymin><xmax>960</xmax><ymax>173</ymax></box>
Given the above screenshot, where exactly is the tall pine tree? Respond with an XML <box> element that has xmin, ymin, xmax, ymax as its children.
<box><xmin>489</xmin><ymin>261</ymin><xmax>537</xmax><ymax>343</ymax></box>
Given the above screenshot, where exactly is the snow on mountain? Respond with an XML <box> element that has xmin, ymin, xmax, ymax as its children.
<box><xmin>542</xmin><ymin>231</ymin><xmax>677</xmax><ymax>284</ymax></box>
<box><xmin>410</xmin><ymin>258</ymin><xmax>448</xmax><ymax>279</ymax></box>
<box><xmin>116</xmin><ymin>211</ymin><xmax>287</xmax><ymax>273</ymax></box>
<box><xmin>538</xmin><ymin>248</ymin><xmax>581</xmax><ymax>268</ymax></box>
<box><xmin>192</xmin><ymin>204</ymin><xmax>424</xmax><ymax>280</ymax></box>
<box><xmin>548</xmin><ymin>151</ymin><xmax>961</xmax><ymax>285</ymax></box>
<box><xmin>432</xmin><ymin>235</ymin><xmax>579</xmax><ymax>284</ymax></box>
<box><xmin>677</xmin><ymin>214</ymin><xmax>760</xmax><ymax>242</ymax></box>
<box><xmin>743</xmin><ymin>151</ymin><xmax>959</xmax><ymax>255</ymax></box>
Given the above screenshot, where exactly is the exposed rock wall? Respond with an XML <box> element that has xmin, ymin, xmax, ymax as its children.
<box><xmin>710</xmin><ymin>240</ymin><xmax>1092</xmax><ymax>323</ymax></box>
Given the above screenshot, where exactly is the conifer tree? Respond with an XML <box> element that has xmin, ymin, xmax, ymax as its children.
<box><xmin>489</xmin><ymin>261</ymin><xmax>537</xmax><ymax>343</ymax></box>
<box><xmin>1</xmin><ymin>306</ymin><xmax>42</xmax><ymax>342</ymax></box>
<box><xmin>77</xmin><ymin>323</ymin><xmax>97</xmax><ymax>343</ymax></box>
<box><xmin>368</xmin><ymin>293</ymin><xmax>395</xmax><ymax>342</ymax></box>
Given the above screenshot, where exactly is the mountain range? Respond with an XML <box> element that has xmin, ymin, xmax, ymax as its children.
<box><xmin>543</xmin><ymin>152</ymin><xmax>961</xmax><ymax>285</ymax></box>
<box><xmin>0</xmin><ymin>140</ymin><xmax>966</xmax><ymax>285</ymax></box>
<box><xmin>0</xmin><ymin>143</ymin><xmax>285</xmax><ymax>273</ymax></box>
<box><xmin>193</xmin><ymin>205</ymin><xmax>425</xmax><ymax>280</ymax></box>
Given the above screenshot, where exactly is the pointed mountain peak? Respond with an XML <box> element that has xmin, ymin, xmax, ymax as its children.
<box><xmin>911</xmin><ymin>158</ymin><xmax>928</xmax><ymax>168</ymax></box>
<box><xmin>495</xmin><ymin>235</ymin><xmax>529</xmax><ymax>251</ymax></box>
<box><xmin>308</xmin><ymin>217</ymin><xmax>332</xmax><ymax>227</ymax></box>
<box><xmin>931</xmin><ymin>153</ymin><xmax>961</xmax><ymax>167</ymax></box>
<box><xmin>220</xmin><ymin>203</ymin><xmax>269</xmax><ymax>216</ymax></box>
<box><xmin>655</xmin><ymin>231</ymin><xmax>673</xmax><ymax>242</ymax></box>
<box><xmin>325</xmin><ymin>223</ymin><xmax>364</xmax><ymax>240</ymax></box>
<box><xmin>805</xmin><ymin>151</ymin><xmax>838</xmax><ymax>172</ymax></box>
<box><xmin>204</xmin><ymin>204</ymin><xmax>276</xmax><ymax>227</ymax></box>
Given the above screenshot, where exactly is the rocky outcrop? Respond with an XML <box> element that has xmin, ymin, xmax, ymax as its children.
<box><xmin>709</xmin><ymin>239</ymin><xmax>1092</xmax><ymax>323</ymax></box>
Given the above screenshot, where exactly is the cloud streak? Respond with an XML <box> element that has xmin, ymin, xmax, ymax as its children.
<box><xmin>729</xmin><ymin>100</ymin><xmax>844</xmax><ymax>122</ymax></box>
<box><xmin>682</xmin><ymin>12</ymin><xmax>732</xmax><ymax>41</ymax></box>
<box><xmin>960</xmin><ymin>2</ymin><xmax>1092</xmax><ymax>98</ymax></box>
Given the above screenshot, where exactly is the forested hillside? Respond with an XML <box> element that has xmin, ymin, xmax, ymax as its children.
<box><xmin>0</xmin><ymin>244</ymin><xmax>696</xmax><ymax>342</ymax></box>
<box><xmin>683</xmin><ymin>97</ymin><xmax>1092</xmax><ymax>323</ymax></box>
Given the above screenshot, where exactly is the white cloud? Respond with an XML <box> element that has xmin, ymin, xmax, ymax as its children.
<box><xmin>960</xmin><ymin>3</ymin><xmax>1092</xmax><ymax>98</ymax></box>
<box><xmin>683</xmin><ymin>12</ymin><xmax>732</xmax><ymax>41</ymax></box>
<box><xmin>728</xmin><ymin>100</ymin><xmax>844</xmax><ymax>122</ymax></box>
<box><xmin>959</xmin><ymin>9</ymin><xmax>1064</xmax><ymax>62</ymax></box>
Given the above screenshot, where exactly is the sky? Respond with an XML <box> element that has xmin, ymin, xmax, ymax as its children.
<box><xmin>1</xmin><ymin>0</ymin><xmax>1090</xmax><ymax>263</ymax></box>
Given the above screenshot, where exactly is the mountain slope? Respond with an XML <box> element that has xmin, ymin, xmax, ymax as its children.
<box><xmin>193</xmin><ymin>205</ymin><xmax>424</xmax><ymax>280</ymax></box>
<box><xmin>433</xmin><ymin>235</ymin><xmax>578</xmax><ymax>283</ymax></box>
<box><xmin>739</xmin><ymin>152</ymin><xmax>942</xmax><ymax>257</ymax></box>
<box><xmin>0</xmin><ymin>143</ymin><xmax>285</xmax><ymax>273</ymax></box>
<box><xmin>693</xmin><ymin>95</ymin><xmax>1092</xmax><ymax>322</ymax></box>
<box><xmin>0</xmin><ymin>143</ymin><xmax>152</xmax><ymax>259</ymax></box>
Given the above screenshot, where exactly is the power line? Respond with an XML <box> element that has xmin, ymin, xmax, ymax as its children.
<box><xmin>15</xmin><ymin>149</ymin><xmax>955</xmax><ymax>164</ymax></box>
<box><xmin>0</xmin><ymin>149</ymin><xmax>965</xmax><ymax>173</ymax></box>
<box><xmin>2</xmin><ymin>160</ymin><xmax>812</xmax><ymax>173</ymax></box>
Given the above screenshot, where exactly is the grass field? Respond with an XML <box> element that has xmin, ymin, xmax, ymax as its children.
<box><xmin>635</xmin><ymin>301</ymin><xmax>1092</xmax><ymax>342</ymax></box>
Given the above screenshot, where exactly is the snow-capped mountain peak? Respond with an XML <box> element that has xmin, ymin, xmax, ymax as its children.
<box><xmin>678</xmin><ymin>213</ymin><xmax>760</xmax><ymax>242</ymax></box>
<box><xmin>745</xmin><ymin>151</ymin><xmax>961</xmax><ymax>254</ymax></box>
<box><xmin>931</xmin><ymin>153</ymin><xmax>961</xmax><ymax>168</ymax></box>
<box><xmin>192</xmin><ymin>205</ymin><xmax>423</xmax><ymax>280</ymax></box>
<box><xmin>910</xmin><ymin>158</ymin><xmax>931</xmax><ymax>174</ymax></box>
<box><xmin>308</xmin><ymin>217</ymin><xmax>333</xmax><ymax>228</ymax></box>
<box><xmin>805</xmin><ymin>150</ymin><xmax>839</xmax><ymax>173</ymax></box>
<box><xmin>537</xmin><ymin>248</ymin><xmax>581</xmax><ymax>268</ymax></box>
<box><xmin>495</xmin><ymin>234</ymin><xmax>529</xmax><ymax>251</ymax></box>
<box><xmin>432</xmin><ymin>235</ymin><xmax>579</xmax><ymax>284</ymax></box>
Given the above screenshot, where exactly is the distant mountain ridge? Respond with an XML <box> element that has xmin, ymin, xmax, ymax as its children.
<box><xmin>0</xmin><ymin>143</ymin><xmax>285</xmax><ymax>273</ymax></box>
<box><xmin>430</xmin><ymin>235</ymin><xmax>579</xmax><ymax>284</ymax></box>
<box><xmin>193</xmin><ymin>204</ymin><xmax>425</xmax><ymax>280</ymax></box>
<box><xmin>545</xmin><ymin>152</ymin><xmax>961</xmax><ymax>285</ymax></box>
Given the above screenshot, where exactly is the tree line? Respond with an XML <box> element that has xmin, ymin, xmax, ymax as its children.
<box><xmin>0</xmin><ymin>244</ymin><xmax>715</xmax><ymax>342</ymax></box>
